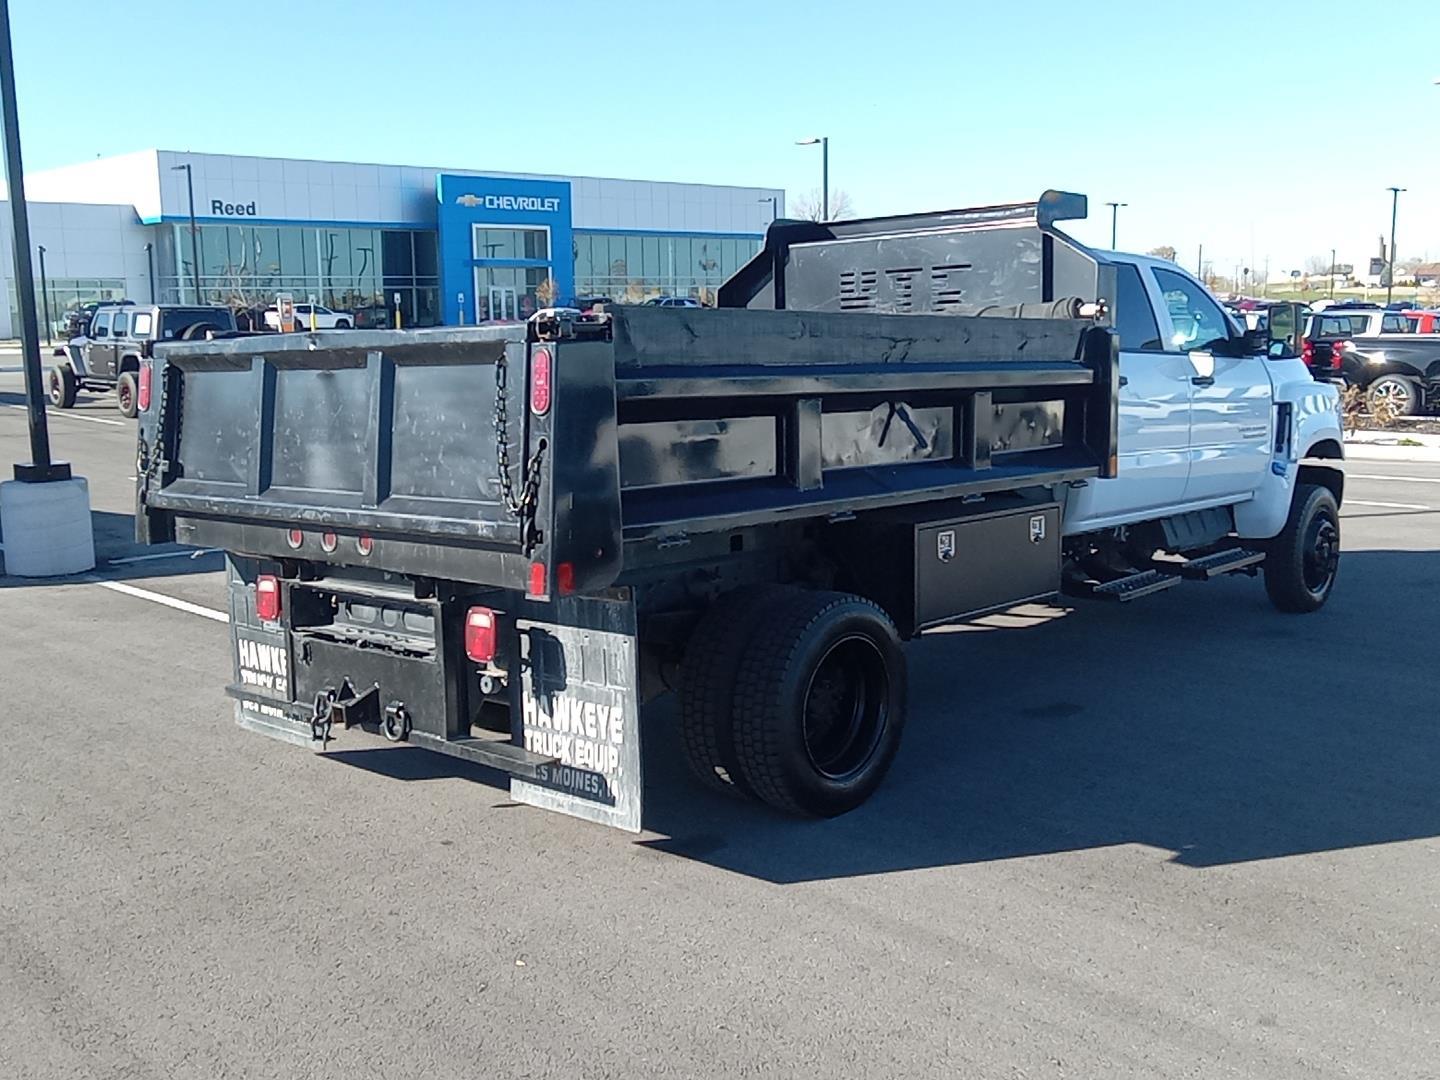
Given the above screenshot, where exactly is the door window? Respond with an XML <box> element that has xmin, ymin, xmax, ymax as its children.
<box><xmin>131</xmin><ymin>312</ymin><xmax>153</xmax><ymax>338</ymax></box>
<box><xmin>111</xmin><ymin>311</ymin><xmax>130</xmax><ymax>337</ymax></box>
<box><xmin>91</xmin><ymin>312</ymin><xmax>112</xmax><ymax>338</ymax></box>
<box><xmin>1113</xmin><ymin>263</ymin><xmax>1163</xmax><ymax>351</ymax></box>
<box><xmin>1152</xmin><ymin>267</ymin><xmax>1233</xmax><ymax>352</ymax></box>
<box><xmin>1380</xmin><ymin>314</ymin><xmax>1410</xmax><ymax>333</ymax></box>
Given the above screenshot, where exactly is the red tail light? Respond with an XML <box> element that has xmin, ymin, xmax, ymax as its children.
<box><xmin>464</xmin><ymin>606</ymin><xmax>497</xmax><ymax>663</ymax></box>
<box><xmin>530</xmin><ymin>347</ymin><xmax>552</xmax><ymax>415</ymax></box>
<box><xmin>255</xmin><ymin>575</ymin><xmax>281</xmax><ymax>622</ymax></box>
<box><xmin>556</xmin><ymin>561</ymin><xmax>575</xmax><ymax>595</ymax></box>
<box><xmin>1301</xmin><ymin>339</ymin><xmax>1313</xmax><ymax>365</ymax></box>
<box><xmin>320</xmin><ymin>531</ymin><xmax>338</xmax><ymax>553</ymax></box>
<box><xmin>355</xmin><ymin>534</ymin><xmax>373</xmax><ymax>556</ymax></box>
<box><xmin>528</xmin><ymin>561</ymin><xmax>547</xmax><ymax>598</ymax></box>
<box><xmin>286</xmin><ymin>528</ymin><xmax>304</xmax><ymax>549</ymax></box>
<box><xmin>1330</xmin><ymin>341</ymin><xmax>1346</xmax><ymax>369</ymax></box>
<box><xmin>138</xmin><ymin>361</ymin><xmax>153</xmax><ymax>411</ymax></box>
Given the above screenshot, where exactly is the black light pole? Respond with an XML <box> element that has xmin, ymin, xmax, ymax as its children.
<box><xmin>144</xmin><ymin>240</ymin><xmax>156</xmax><ymax>301</ymax></box>
<box><xmin>796</xmin><ymin>136</ymin><xmax>829</xmax><ymax>219</ymax></box>
<box><xmin>1329</xmin><ymin>248</ymin><xmax>1336</xmax><ymax>300</ymax></box>
<box><xmin>1385</xmin><ymin>186</ymin><xmax>1404</xmax><ymax>307</ymax></box>
<box><xmin>36</xmin><ymin>243</ymin><xmax>51</xmax><ymax>344</ymax></box>
<box><xmin>1106</xmin><ymin>201</ymin><xmax>1126</xmax><ymax>249</ymax></box>
<box><xmin>0</xmin><ymin>0</ymin><xmax>67</xmax><ymax>482</ymax></box>
<box><xmin>172</xmin><ymin>162</ymin><xmax>201</xmax><ymax>301</ymax></box>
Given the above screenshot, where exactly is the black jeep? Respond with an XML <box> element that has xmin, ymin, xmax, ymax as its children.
<box><xmin>49</xmin><ymin>303</ymin><xmax>237</xmax><ymax>418</ymax></box>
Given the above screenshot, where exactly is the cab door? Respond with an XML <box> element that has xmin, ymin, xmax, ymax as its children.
<box><xmin>1063</xmin><ymin>260</ymin><xmax>1193</xmax><ymax>531</ymax></box>
<box><xmin>86</xmin><ymin>310</ymin><xmax>117</xmax><ymax>379</ymax></box>
<box><xmin>1151</xmin><ymin>266</ymin><xmax>1272</xmax><ymax>504</ymax></box>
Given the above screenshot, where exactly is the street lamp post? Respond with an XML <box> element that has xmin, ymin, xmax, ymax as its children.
<box><xmin>144</xmin><ymin>241</ymin><xmax>156</xmax><ymax>302</ymax></box>
<box><xmin>0</xmin><ymin>0</ymin><xmax>66</xmax><ymax>483</ymax></box>
<box><xmin>1385</xmin><ymin>186</ymin><xmax>1405</xmax><ymax>307</ymax></box>
<box><xmin>171</xmin><ymin>162</ymin><xmax>201</xmax><ymax>301</ymax></box>
<box><xmin>1329</xmin><ymin>248</ymin><xmax>1336</xmax><ymax>300</ymax></box>
<box><xmin>36</xmin><ymin>244</ymin><xmax>51</xmax><ymax>344</ymax></box>
<box><xmin>1105</xmin><ymin>202</ymin><xmax>1126</xmax><ymax>249</ymax></box>
<box><xmin>796</xmin><ymin>136</ymin><xmax>829</xmax><ymax>220</ymax></box>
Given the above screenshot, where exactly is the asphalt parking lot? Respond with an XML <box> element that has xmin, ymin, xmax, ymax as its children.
<box><xmin>3</xmin><ymin>368</ymin><xmax>1438</xmax><ymax>1079</ymax></box>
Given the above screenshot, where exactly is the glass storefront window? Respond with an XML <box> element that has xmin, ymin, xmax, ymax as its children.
<box><xmin>569</xmin><ymin>231</ymin><xmax>761</xmax><ymax>305</ymax></box>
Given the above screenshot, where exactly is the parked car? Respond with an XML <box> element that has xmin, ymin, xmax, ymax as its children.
<box><xmin>263</xmin><ymin>302</ymin><xmax>353</xmax><ymax>330</ymax></box>
<box><xmin>643</xmin><ymin>296</ymin><xmax>703</xmax><ymax>308</ymax></box>
<box><xmin>1300</xmin><ymin>308</ymin><xmax>1440</xmax><ymax>412</ymax></box>
<box><xmin>59</xmin><ymin>298</ymin><xmax>134</xmax><ymax>339</ymax></box>
<box><xmin>1399</xmin><ymin>309</ymin><xmax>1440</xmax><ymax>334</ymax></box>
<box><xmin>49</xmin><ymin>303</ymin><xmax>237</xmax><ymax>418</ymax></box>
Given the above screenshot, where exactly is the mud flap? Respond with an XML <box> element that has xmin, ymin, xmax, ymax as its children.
<box><xmin>510</xmin><ymin>590</ymin><xmax>643</xmax><ymax>833</ymax></box>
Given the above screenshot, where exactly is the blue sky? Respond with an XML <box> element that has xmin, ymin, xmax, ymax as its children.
<box><xmin>8</xmin><ymin>0</ymin><xmax>1439</xmax><ymax>276</ymax></box>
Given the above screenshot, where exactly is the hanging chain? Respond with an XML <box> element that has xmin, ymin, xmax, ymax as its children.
<box><xmin>494</xmin><ymin>352</ymin><xmax>546</xmax><ymax>520</ymax></box>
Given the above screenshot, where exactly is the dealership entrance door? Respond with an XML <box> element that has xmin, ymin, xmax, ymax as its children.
<box><xmin>487</xmin><ymin>286</ymin><xmax>519</xmax><ymax>322</ymax></box>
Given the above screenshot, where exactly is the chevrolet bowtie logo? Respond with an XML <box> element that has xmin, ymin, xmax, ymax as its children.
<box><xmin>455</xmin><ymin>194</ymin><xmax>483</xmax><ymax>207</ymax></box>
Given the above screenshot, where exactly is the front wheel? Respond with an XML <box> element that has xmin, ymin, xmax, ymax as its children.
<box><xmin>731</xmin><ymin>591</ymin><xmax>907</xmax><ymax>817</ymax></box>
<box><xmin>1366</xmin><ymin>373</ymin><xmax>1419</xmax><ymax>417</ymax></box>
<box><xmin>1263</xmin><ymin>483</ymin><xmax>1340</xmax><ymax>613</ymax></box>
<box><xmin>334</xmin><ymin>319</ymin><xmax>351</xmax><ymax>329</ymax></box>
<box><xmin>47</xmin><ymin>364</ymin><xmax>77</xmax><ymax>408</ymax></box>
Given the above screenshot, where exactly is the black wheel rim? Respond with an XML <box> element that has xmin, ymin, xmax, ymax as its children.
<box><xmin>118</xmin><ymin>383</ymin><xmax>132</xmax><ymax>412</ymax></box>
<box><xmin>801</xmin><ymin>634</ymin><xmax>889</xmax><ymax>782</ymax></box>
<box><xmin>1302</xmin><ymin>511</ymin><xmax>1339</xmax><ymax>595</ymax></box>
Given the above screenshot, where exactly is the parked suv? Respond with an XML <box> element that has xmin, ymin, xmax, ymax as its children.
<box><xmin>48</xmin><ymin>303</ymin><xmax>237</xmax><ymax>418</ymax></box>
<box><xmin>263</xmin><ymin>302</ymin><xmax>352</xmax><ymax>330</ymax></box>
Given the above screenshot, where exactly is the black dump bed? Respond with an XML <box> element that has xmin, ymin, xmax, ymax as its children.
<box><xmin>137</xmin><ymin>192</ymin><xmax>1119</xmax><ymax>600</ymax></box>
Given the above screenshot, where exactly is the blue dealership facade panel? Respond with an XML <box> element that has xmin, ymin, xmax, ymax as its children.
<box><xmin>437</xmin><ymin>174</ymin><xmax>574</xmax><ymax>324</ymax></box>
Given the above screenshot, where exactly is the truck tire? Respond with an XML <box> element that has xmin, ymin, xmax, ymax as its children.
<box><xmin>678</xmin><ymin>586</ymin><xmax>786</xmax><ymax>796</ymax></box>
<box><xmin>1365</xmin><ymin>374</ymin><xmax>1418</xmax><ymax>417</ymax></box>
<box><xmin>116</xmin><ymin>371</ymin><xmax>139</xmax><ymax>419</ymax></box>
<box><xmin>731</xmin><ymin>591</ymin><xmax>907</xmax><ymax>817</ymax></box>
<box><xmin>47</xmin><ymin>364</ymin><xmax>77</xmax><ymax>408</ymax></box>
<box><xmin>1263</xmin><ymin>482</ymin><xmax>1340</xmax><ymax>613</ymax></box>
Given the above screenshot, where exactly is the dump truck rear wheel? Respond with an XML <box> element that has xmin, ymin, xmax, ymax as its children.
<box><xmin>730</xmin><ymin>591</ymin><xmax>906</xmax><ymax>817</ymax></box>
<box><xmin>678</xmin><ymin>586</ymin><xmax>787</xmax><ymax>797</ymax></box>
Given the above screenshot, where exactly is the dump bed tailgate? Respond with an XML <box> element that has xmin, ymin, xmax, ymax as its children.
<box><xmin>137</xmin><ymin>327</ymin><xmax>581</xmax><ymax>593</ymax></box>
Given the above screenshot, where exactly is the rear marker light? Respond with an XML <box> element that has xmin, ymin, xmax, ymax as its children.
<box><xmin>138</xmin><ymin>361</ymin><xmax>152</xmax><ymax>411</ymax></box>
<box><xmin>528</xmin><ymin>561</ymin><xmax>547</xmax><ymax>598</ymax></box>
<box><xmin>286</xmin><ymin>528</ymin><xmax>304</xmax><ymax>549</ymax></box>
<box><xmin>530</xmin><ymin>347</ymin><xmax>552</xmax><ymax>415</ymax></box>
<box><xmin>356</xmin><ymin>534</ymin><xmax>373</xmax><ymax>556</ymax></box>
<box><xmin>556</xmin><ymin>561</ymin><xmax>575</xmax><ymax>595</ymax></box>
<box><xmin>320</xmin><ymin>531</ymin><xmax>338</xmax><ymax>553</ymax></box>
<box><xmin>255</xmin><ymin>575</ymin><xmax>281</xmax><ymax>622</ymax></box>
<box><xmin>464</xmin><ymin>607</ymin><xmax>497</xmax><ymax>663</ymax></box>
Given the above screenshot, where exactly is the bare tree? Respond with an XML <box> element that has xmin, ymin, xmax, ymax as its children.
<box><xmin>1146</xmin><ymin>245</ymin><xmax>1177</xmax><ymax>262</ymax></box>
<box><xmin>1303</xmin><ymin>254</ymin><xmax>1332</xmax><ymax>276</ymax></box>
<box><xmin>790</xmin><ymin>188</ymin><xmax>856</xmax><ymax>222</ymax></box>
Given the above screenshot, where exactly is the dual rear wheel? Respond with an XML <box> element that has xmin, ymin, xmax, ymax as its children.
<box><xmin>679</xmin><ymin>588</ymin><xmax>907</xmax><ymax>817</ymax></box>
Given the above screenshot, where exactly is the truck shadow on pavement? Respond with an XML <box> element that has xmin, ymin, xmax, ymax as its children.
<box><xmin>0</xmin><ymin>509</ymin><xmax>222</xmax><ymax>586</ymax></box>
<box><xmin>638</xmin><ymin>548</ymin><xmax>1440</xmax><ymax>882</ymax></box>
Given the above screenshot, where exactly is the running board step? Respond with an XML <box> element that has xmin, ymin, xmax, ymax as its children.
<box><xmin>1090</xmin><ymin>569</ymin><xmax>1182</xmax><ymax>602</ymax></box>
<box><xmin>409</xmin><ymin>732</ymin><xmax>557</xmax><ymax>779</ymax></box>
<box><xmin>1173</xmin><ymin>548</ymin><xmax>1266</xmax><ymax>580</ymax></box>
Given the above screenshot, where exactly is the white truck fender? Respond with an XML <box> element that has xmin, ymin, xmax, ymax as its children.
<box><xmin>1233</xmin><ymin>368</ymin><xmax>1344</xmax><ymax>540</ymax></box>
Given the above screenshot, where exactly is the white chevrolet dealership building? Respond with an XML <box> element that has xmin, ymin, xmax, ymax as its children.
<box><xmin>1</xmin><ymin>149</ymin><xmax>783</xmax><ymax>337</ymax></box>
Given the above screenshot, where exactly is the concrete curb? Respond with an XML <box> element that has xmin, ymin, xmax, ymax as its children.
<box><xmin>1343</xmin><ymin>430</ymin><xmax>1440</xmax><ymax>463</ymax></box>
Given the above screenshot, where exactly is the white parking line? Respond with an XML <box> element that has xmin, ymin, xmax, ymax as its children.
<box><xmin>105</xmin><ymin>548</ymin><xmax>219</xmax><ymax>566</ymax></box>
<box><xmin>1345</xmin><ymin>499</ymin><xmax>1433</xmax><ymax>510</ymax></box>
<box><xmin>1</xmin><ymin>402</ymin><xmax>125</xmax><ymax>427</ymax></box>
<box><xmin>1349</xmin><ymin>473</ymin><xmax>1440</xmax><ymax>484</ymax></box>
<box><xmin>90</xmin><ymin>578</ymin><xmax>228</xmax><ymax>623</ymax></box>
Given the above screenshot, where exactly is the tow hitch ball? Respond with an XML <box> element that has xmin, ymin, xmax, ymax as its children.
<box><xmin>381</xmin><ymin>703</ymin><xmax>411</xmax><ymax>743</ymax></box>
